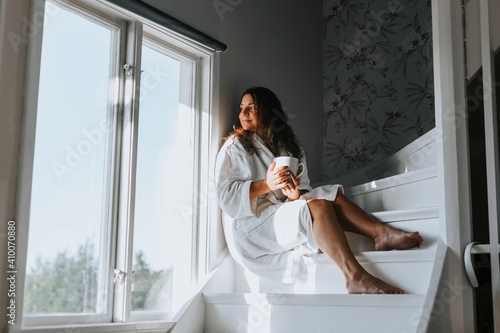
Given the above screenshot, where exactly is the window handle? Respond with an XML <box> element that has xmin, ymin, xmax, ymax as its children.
<box><xmin>464</xmin><ymin>242</ymin><xmax>480</xmax><ymax>288</ymax></box>
<box><xmin>464</xmin><ymin>242</ymin><xmax>500</xmax><ymax>287</ymax></box>
<box><xmin>113</xmin><ymin>268</ymin><xmax>126</xmax><ymax>285</ymax></box>
<box><xmin>123</xmin><ymin>64</ymin><xmax>133</xmax><ymax>77</ymax></box>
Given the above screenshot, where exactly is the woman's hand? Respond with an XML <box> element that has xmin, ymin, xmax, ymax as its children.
<box><xmin>281</xmin><ymin>170</ymin><xmax>301</xmax><ymax>201</ymax></box>
<box><xmin>250</xmin><ymin>162</ymin><xmax>291</xmax><ymax>199</ymax></box>
<box><xmin>266</xmin><ymin>162</ymin><xmax>291</xmax><ymax>191</ymax></box>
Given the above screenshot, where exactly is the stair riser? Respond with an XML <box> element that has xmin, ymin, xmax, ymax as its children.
<box><xmin>309</xmin><ymin>260</ymin><xmax>432</xmax><ymax>294</ymax></box>
<box><xmin>346</xmin><ymin>218</ymin><xmax>439</xmax><ymax>252</ymax></box>
<box><xmin>250</xmin><ymin>260</ymin><xmax>432</xmax><ymax>295</ymax></box>
<box><xmin>347</xmin><ymin>176</ymin><xmax>438</xmax><ymax>212</ymax></box>
<box><xmin>204</xmin><ymin>303</ymin><xmax>422</xmax><ymax>333</ymax></box>
<box><xmin>235</xmin><ymin>257</ymin><xmax>433</xmax><ymax>295</ymax></box>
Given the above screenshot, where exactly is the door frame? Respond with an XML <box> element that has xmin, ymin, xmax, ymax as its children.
<box><xmin>431</xmin><ymin>0</ymin><xmax>476</xmax><ymax>332</ymax></box>
<box><xmin>478</xmin><ymin>0</ymin><xmax>500</xmax><ymax>328</ymax></box>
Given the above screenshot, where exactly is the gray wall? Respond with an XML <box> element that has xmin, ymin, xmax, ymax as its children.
<box><xmin>143</xmin><ymin>0</ymin><xmax>324</xmax><ymax>183</ymax></box>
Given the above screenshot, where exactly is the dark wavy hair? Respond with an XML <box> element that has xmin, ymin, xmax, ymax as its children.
<box><xmin>226</xmin><ymin>87</ymin><xmax>303</xmax><ymax>160</ymax></box>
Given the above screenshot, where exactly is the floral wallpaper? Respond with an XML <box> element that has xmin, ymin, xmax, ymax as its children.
<box><xmin>323</xmin><ymin>0</ymin><xmax>435</xmax><ymax>181</ymax></box>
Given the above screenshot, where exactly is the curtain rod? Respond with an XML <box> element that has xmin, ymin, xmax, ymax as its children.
<box><xmin>105</xmin><ymin>0</ymin><xmax>227</xmax><ymax>52</ymax></box>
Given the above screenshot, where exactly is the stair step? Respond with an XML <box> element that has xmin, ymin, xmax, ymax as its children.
<box><xmin>203</xmin><ymin>292</ymin><xmax>425</xmax><ymax>307</ymax></box>
<box><xmin>346</xmin><ymin>167</ymin><xmax>437</xmax><ymax>196</ymax></box>
<box><xmin>346</xmin><ymin>207</ymin><xmax>439</xmax><ymax>253</ymax></box>
<box><xmin>235</xmin><ymin>248</ymin><xmax>436</xmax><ymax>294</ymax></box>
<box><xmin>371</xmin><ymin>207</ymin><xmax>438</xmax><ymax>222</ymax></box>
<box><xmin>302</xmin><ymin>249</ymin><xmax>434</xmax><ymax>295</ymax></box>
<box><xmin>203</xmin><ymin>293</ymin><xmax>425</xmax><ymax>333</ymax></box>
<box><xmin>345</xmin><ymin>166</ymin><xmax>438</xmax><ymax>212</ymax></box>
<box><xmin>317</xmin><ymin>248</ymin><xmax>435</xmax><ymax>264</ymax></box>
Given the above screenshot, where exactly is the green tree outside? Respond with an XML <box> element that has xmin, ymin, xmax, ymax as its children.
<box><xmin>24</xmin><ymin>240</ymin><xmax>170</xmax><ymax>314</ymax></box>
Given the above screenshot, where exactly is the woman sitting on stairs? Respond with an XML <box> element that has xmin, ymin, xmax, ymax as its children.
<box><xmin>215</xmin><ymin>86</ymin><xmax>424</xmax><ymax>294</ymax></box>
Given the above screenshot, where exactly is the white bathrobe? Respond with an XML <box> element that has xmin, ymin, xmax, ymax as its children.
<box><xmin>215</xmin><ymin>134</ymin><xmax>342</xmax><ymax>284</ymax></box>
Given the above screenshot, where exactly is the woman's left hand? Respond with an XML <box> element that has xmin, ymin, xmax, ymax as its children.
<box><xmin>281</xmin><ymin>170</ymin><xmax>301</xmax><ymax>201</ymax></box>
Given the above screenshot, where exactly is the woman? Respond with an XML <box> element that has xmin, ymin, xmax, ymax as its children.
<box><xmin>215</xmin><ymin>87</ymin><xmax>423</xmax><ymax>294</ymax></box>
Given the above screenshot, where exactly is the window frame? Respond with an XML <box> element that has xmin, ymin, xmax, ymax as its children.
<box><xmin>127</xmin><ymin>31</ymin><xmax>198</xmax><ymax>323</ymax></box>
<box><xmin>16</xmin><ymin>0</ymin><xmax>126</xmax><ymax>328</ymax></box>
<box><xmin>12</xmin><ymin>0</ymin><xmax>221</xmax><ymax>331</ymax></box>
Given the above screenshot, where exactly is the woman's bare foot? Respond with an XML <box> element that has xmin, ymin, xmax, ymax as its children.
<box><xmin>374</xmin><ymin>228</ymin><xmax>424</xmax><ymax>251</ymax></box>
<box><xmin>346</xmin><ymin>270</ymin><xmax>404</xmax><ymax>294</ymax></box>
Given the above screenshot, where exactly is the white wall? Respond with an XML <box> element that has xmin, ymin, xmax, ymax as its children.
<box><xmin>142</xmin><ymin>0</ymin><xmax>324</xmax><ymax>183</ymax></box>
<box><xmin>170</xmin><ymin>255</ymin><xmax>235</xmax><ymax>333</ymax></box>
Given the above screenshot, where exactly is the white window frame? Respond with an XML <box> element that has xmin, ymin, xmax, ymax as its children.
<box><xmin>12</xmin><ymin>0</ymin><xmax>220</xmax><ymax>331</ymax></box>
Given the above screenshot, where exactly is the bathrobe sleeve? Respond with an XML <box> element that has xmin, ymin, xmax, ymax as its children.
<box><xmin>215</xmin><ymin>139</ymin><xmax>258</xmax><ymax>219</ymax></box>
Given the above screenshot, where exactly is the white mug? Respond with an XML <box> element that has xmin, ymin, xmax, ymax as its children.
<box><xmin>273</xmin><ymin>156</ymin><xmax>304</xmax><ymax>178</ymax></box>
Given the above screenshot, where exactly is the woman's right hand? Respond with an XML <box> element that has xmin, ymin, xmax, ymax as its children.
<box><xmin>266</xmin><ymin>162</ymin><xmax>291</xmax><ymax>191</ymax></box>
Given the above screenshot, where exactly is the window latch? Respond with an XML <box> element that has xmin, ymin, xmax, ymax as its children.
<box><xmin>113</xmin><ymin>268</ymin><xmax>126</xmax><ymax>285</ymax></box>
<box><xmin>123</xmin><ymin>64</ymin><xmax>133</xmax><ymax>77</ymax></box>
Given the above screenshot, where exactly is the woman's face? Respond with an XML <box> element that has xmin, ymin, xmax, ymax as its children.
<box><xmin>239</xmin><ymin>94</ymin><xmax>258</xmax><ymax>132</ymax></box>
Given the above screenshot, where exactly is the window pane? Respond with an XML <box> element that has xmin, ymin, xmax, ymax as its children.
<box><xmin>132</xmin><ymin>43</ymin><xmax>194</xmax><ymax>314</ymax></box>
<box><xmin>24</xmin><ymin>1</ymin><xmax>115</xmax><ymax>316</ymax></box>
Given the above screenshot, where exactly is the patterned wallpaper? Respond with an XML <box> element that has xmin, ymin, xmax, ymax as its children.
<box><xmin>323</xmin><ymin>0</ymin><xmax>435</xmax><ymax>181</ymax></box>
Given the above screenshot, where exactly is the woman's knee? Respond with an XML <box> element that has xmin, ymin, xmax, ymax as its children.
<box><xmin>307</xmin><ymin>199</ymin><xmax>333</xmax><ymax>219</ymax></box>
<box><xmin>334</xmin><ymin>190</ymin><xmax>347</xmax><ymax>203</ymax></box>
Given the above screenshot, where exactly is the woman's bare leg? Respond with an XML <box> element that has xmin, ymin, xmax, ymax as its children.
<box><xmin>331</xmin><ymin>191</ymin><xmax>424</xmax><ymax>251</ymax></box>
<box><xmin>307</xmin><ymin>199</ymin><xmax>403</xmax><ymax>294</ymax></box>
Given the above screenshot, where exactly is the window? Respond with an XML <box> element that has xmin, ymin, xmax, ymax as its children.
<box><xmin>16</xmin><ymin>0</ymin><xmax>219</xmax><ymax>330</ymax></box>
<box><xmin>24</xmin><ymin>2</ymin><xmax>118</xmax><ymax>326</ymax></box>
<box><xmin>131</xmin><ymin>40</ymin><xmax>194</xmax><ymax>316</ymax></box>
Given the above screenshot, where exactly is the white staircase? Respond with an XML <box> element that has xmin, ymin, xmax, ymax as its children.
<box><xmin>202</xmin><ymin>132</ymin><xmax>445</xmax><ymax>333</ymax></box>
